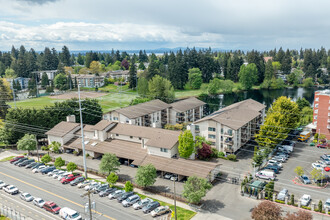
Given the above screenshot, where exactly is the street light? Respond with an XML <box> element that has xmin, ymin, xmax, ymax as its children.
<box><xmin>173</xmin><ymin>175</ymin><xmax>177</xmax><ymax>220</ymax></box>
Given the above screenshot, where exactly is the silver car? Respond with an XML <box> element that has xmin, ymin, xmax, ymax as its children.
<box><xmin>33</xmin><ymin>198</ymin><xmax>45</xmax><ymax>208</ymax></box>
<box><xmin>108</xmin><ymin>190</ymin><xmax>124</xmax><ymax>199</ymax></box>
<box><xmin>133</xmin><ymin>198</ymin><xmax>153</xmax><ymax>210</ymax></box>
<box><xmin>277</xmin><ymin>189</ymin><xmax>288</xmax><ymax>201</ymax></box>
<box><xmin>20</xmin><ymin>192</ymin><xmax>34</xmax><ymax>202</ymax></box>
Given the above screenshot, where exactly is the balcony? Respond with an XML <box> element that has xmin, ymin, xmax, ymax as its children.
<box><xmin>328</xmin><ymin>125</ymin><xmax>330</xmax><ymax>129</ymax></box>
<box><xmin>224</xmin><ymin>132</ymin><xmax>233</xmax><ymax>137</ymax></box>
<box><xmin>328</xmin><ymin>119</ymin><xmax>330</xmax><ymax>123</ymax></box>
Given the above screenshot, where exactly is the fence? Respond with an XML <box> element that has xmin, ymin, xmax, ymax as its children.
<box><xmin>0</xmin><ymin>204</ymin><xmax>29</xmax><ymax>220</ymax></box>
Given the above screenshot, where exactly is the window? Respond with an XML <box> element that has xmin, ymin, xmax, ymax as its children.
<box><xmin>227</xmin><ymin>129</ymin><xmax>233</xmax><ymax>136</ymax></box>
<box><xmin>210</xmin><ymin>142</ymin><xmax>216</xmax><ymax>146</ymax></box>
<box><xmin>221</xmin><ymin>128</ymin><xmax>223</xmax><ymax>134</ymax></box>
<box><xmin>314</xmin><ymin>110</ymin><xmax>318</xmax><ymax>114</ymax></box>
<box><xmin>113</xmin><ymin>117</ymin><xmax>118</xmax><ymax>121</ymax></box>
<box><xmin>130</xmin><ymin>136</ymin><xmax>133</xmax><ymax>139</ymax></box>
<box><xmin>315</xmin><ymin>104</ymin><xmax>318</xmax><ymax>108</ymax></box>
<box><xmin>160</xmin><ymin>148</ymin><xmax>168</xmax><ymax>152</ymax></box>
<box><xmin>208</xmin><ymin>134</ymin><xmax>216</xmax><ymax>139</ymax></box>
<box><xmin>116</xmin><ymin>134</ymin><xmax>119</xmax><ymax>136</ymax></box>
<box><xmin>314</xmin><ymin>116</ymin><xmax>317</xmax><ymax>120</ymax></box>
<box><xmin>139</xmin><ymin>137</ymin><xmax>142</xmax><ymax>140</ymax></box>
<box><xmin>208</xmin><ymin>127</ymin><xmax>216</xmax><ymax>132</ymax></box>
<box><xmin>195</xmin><ymin>125</ymin><xmax>200</xmax><ymax>131</ymax></box>
<box><xmin>315</xmin><ymin>97</ymin><xmax>319</xmax><ymax>102</ymax></box>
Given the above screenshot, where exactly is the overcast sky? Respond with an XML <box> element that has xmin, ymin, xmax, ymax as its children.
<box><xmin>0</xmin><ymin>0</ymin><xmax>329</xmax><ymax>51</ymax></box>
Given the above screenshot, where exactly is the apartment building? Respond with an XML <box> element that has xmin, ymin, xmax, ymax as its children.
<box><xmin>169</xmin><ymin>97</ymin><xmax>205</xmax><ymax>124</ymax></box>
<box><xmin>190</xmin><ymin>99</ymin><xmax>266</xmax><ymax>154</ymax></box>
<box><xmin>46</xmin><ymin>117</ymin><xmax>220</xmax><ymax>181</ymax></box>
<box><xmin>71</xmin><ymin>74</ymin><xmax>105</xmax><ymax>88</ymax></box>
<box><xmin>313</xmin><ymin>90</ymin><xmax>330</xmax><ymax>139</ymax></box>
<box><xmin>103</xmin><ymin>98</ymin><xmax>206</xmax><ymax>128</ymax></box>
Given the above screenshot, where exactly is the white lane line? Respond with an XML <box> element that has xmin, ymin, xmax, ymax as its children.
<box><xmin>0</xmin><ymin>192</ymin><xmax>59</xmax><ymax>220</ymax></box>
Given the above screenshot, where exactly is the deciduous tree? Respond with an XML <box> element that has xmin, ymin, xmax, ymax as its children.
<box><xmin>16</xmin><ymin>134</ymin><xmax>36</xmax><ymax>155</ymax></box>
<box><xmin>238</xmin><ymin>63</ymin><xmax>258</xmax><ymax>90</ymax></box>
<box><xmin>99</xmin><ymin>153</ymin><xmax>120</xmax><ymax>175</ymax></box>
<box><xmin>41</xmin><ymin>154</ymin><xmax>51</xmax><ymax>164</ymax></box>
<box><xmin>251</xmin><ymin>201</ymin><xmax>282</xmax><ymax>220</ymax></box>
<box><xmin>294</xmin><ymin>166</ymin><xmax>304</xmax><ymax>176</ymax></box>
<box><xmin>106</xmin><ymin>172</ymin><xmax>118</xmax><ymax>187</ymax></box>
<box><xmin>135</xmin><ymin>164</ymin><xmax>157</xmax><ymax>188</ymax></box>
<box><xmin>284</xmin><ymin>210</ymin><xmax>312</xmax><ymax>220</ymax></box>
<box><xmin>54</xmin><ymin>157</ymin><xmax>65</xmax><ymax>168</ymax></box>
<box><xmin>124</xmin><ymin>181</ymin><xmax>133</xmax><ymax>192</ymax></box>
<box><xmin>66</xmin><ymin>162</ymin><xmax>77</xmax><ymax>172</ymax></box>
<box><xmin>186</xmin><ymin>68</ymin><xmax>203</xmax><ymax>89</ymax></box>
<box><xmin>148</xmin><ymin>75</ymin><xmax>175</xmax><ymax>103</ymax></box>
<box><xmin>178</xmin><ymin>130</ymin><xmax>194</xmax><ymax>159</ymax></box>
<box><xmin>182</xmin><ymin>176</ymin><xmax>212</xmax><ymax>204</ymax></box>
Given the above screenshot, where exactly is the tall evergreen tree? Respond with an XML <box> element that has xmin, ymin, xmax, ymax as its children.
<box><xmin>264</xmin><ymin>60</ymin><xmax>274</xmax><ymax>80</ymax></box>
<box><xmin>77</xmin><ymin>53</ymin><xmax>84</xmax><ymax>65</ymax></box>
<box><xmin>41</xmin><ymin>72</ymin><xmax>49</xmax><ymax>88</ymax></box>
<box><xmin>128</xmin><ymin>61</ymin><xmax>137</xmax><ymax>89</ymax></box>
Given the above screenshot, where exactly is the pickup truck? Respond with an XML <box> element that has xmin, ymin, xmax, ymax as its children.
<box><xmin>61</xmin><ymin>174</ymin><xmax>82</xmax><ymax>184</ymax></box>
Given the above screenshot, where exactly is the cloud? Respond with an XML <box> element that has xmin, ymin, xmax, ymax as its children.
<box><xmin>16</xmin><ymin>0</ymin><xmax>59</xmax><ymax>5</ymax></box>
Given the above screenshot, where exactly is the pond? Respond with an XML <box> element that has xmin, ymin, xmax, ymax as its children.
<box><xmin>199</xmin><ymin>86</ymin><xmax>329</xmax><ymax>115</ymax></box>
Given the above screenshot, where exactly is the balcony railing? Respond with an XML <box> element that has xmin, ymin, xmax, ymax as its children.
<box><xmin>224</xmin><ymin>132</ymin><xmax>233</xmax><ymax>137</ymax></box>
<box><xmin>328</xmin><ymin>119</ymin><xmax>330</xmax><ymax>123</ymax></box>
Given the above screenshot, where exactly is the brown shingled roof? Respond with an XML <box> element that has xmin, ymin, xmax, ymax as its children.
<box><xmin>45</xmin><ymin>121</ymin><xmax>80</xmax><ymax>137</ymax></box>
<box><xmin>112</xmin><ymin>99</ymin><xmax>171</xmax><ymax>119</ymax></box>
<box><xmin>110</xmin><ymin>123</ymin><xmax>180</xmax><ymax>149</ymax></box>
<box><xmin>196</xmin><ymin>99</ymin><xmax>265</xmax><ymax>130</ymax></box>
<box><xmin>170</xmin><ymin>97</ymin><xmax>206</xmax><ymax>112</ymax></box>
<box><xmin>92</xmin><ymin>120</ymin><xmax>113</xmax><ymax>131</ymax></box>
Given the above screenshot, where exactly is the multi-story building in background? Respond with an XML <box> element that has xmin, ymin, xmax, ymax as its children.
<box><xmin>313</xmin><ymin>90</ymin><xmax>330</xmax><ymax>139</ymax></box>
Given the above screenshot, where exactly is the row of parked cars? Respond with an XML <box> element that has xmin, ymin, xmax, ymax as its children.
<box><xmin>9</xmin><ymin>156</ymin><xmax>82</xmax><ymax>219</ymax></box>
<box><xmin>255</xmin><ymin>140</ymin><xmax>295</xmax><ymax>181</ymax></box>
<box><xmin>299</xmin><ymin>154</ymin><xmax>330</xmax><ymax>185</ymax></box>
<box><xmin>10</xmin><ymin>155</ymin><xmax>172</xmax><ymax>218</ymax></box>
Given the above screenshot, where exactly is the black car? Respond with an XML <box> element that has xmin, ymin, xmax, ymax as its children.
<box><xmin>13</xmin><ymin>158</ymin><xmax>28</xmax><ymax>165</ymax></box>
<box><xmin>99</xmin><ymin>188</ymin><xmax>116</xmax><ymax>197</ymax></box>
<box><xmin>18</xmin><ymin>159</ymin><xmax>35</xmax><ymax>167</ymax></box>
<box><xmin>117</xmin><ymin>192</ymin><xmax>134</xmax><ymax>203</ymax></box>
<box><xmin>142</xmin><ymin>201</ymin><xmax>160</xmax><ymax>213</ymax></box>
<box><xmin>26</xmin><ymin>162</ymin><xmax>37</xmax><ymax>169</ymax></box>
<box><xmin>263</xmin><ymin>165</ymin><xmax>279</xmax><ymax>174</ymax></box>
<box><xmin>40</xmin><ymin>166</ymin><xmax>56</xmax><ymax>174</ymax></box>
<box><xmin>314</xmin><ymin>175</ymin><xmax>330</xmax><ymax>184</ymax></box>
<box><xmin>70</xmin><ymin>176</ymin><xmax>85</xmax><ymax>186</ymax></box>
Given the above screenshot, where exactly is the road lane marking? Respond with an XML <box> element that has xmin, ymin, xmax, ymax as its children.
<box><xmin>0</xmin><ymin>171</ymin><xmax>115</xmax><ymax>220</ymax></box>
<box><xmin>0</xmin><ymin>192</ymin><xmax>58</xmax><ymax>219</ymax></box>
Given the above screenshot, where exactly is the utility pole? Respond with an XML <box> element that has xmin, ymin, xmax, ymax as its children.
<box><xmin>35</xmin><ymin>135</ymin><xmax>39</xmax><ymax>162</ymax></box>
<box><xmin>12</xmin><ymin>87</ymin><xmax>16</xmax><ymax>108</ymax></box>
<box><xmin>173</xmin><ymin>177</ymin><xmax>177</xmax><ymax>220</ymax></box>
<box><xmin>35</xmin><ymin>74</ymin><xmax>39</xmax><ymax>98</ymax></box>
<box><xmin>78</xmin><ymin>84</ymin><xmax>92</xmax><ymax>220</ymax></box>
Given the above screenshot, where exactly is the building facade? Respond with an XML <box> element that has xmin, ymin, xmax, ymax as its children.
<box><xmin>190</xmin><ymin>99</ymin><xmax>266</xmax><ymax>154</ymax></box>
<box><xmin>169</xmin><ymin>97</ymin><xmax>205</xmax><ymax>124</ymax></box>
<box><xmin>313</xmin><ymin>90</ymin><xmax>330</xmax><ymax>139</ymax></box>
<box><xmin>6</xmin><ymin>77</ymin><xmax>30</xmax><ymax>90</ymax></box>
<box><xmin>72</xmin><ymin>74</ymin><xmax>105</xmax><ymax>88</ymax></box>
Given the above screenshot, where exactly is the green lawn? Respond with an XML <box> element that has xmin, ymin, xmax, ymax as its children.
<box><xmin>0</xmin><ymin>156</ymin><xmax>15</xmax><ymax>162</ymax></box>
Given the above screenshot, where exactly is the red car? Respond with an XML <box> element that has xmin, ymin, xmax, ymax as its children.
<box><xmin>324</xmin><ymin>167</ymin><xmax>330</xmax><ymax>172</ymax></box>
<box><xmin>43</xmin><ymin>201</ymin><xmax>61</xmax><ymax>214</ymax></box>
<box><xmin>60</xmin><ymin>173</ymin><xmax>81</xmax><ymax>184</ymax></box>
<box><xmin>10</xmin><ymin>156</ymin><xmax>24</xmax><ymax>164</ymax></box>
<box><xmin>317</xmin><ymin>143</ymin><xmax>328</xmax><ymax>148</ymax></box>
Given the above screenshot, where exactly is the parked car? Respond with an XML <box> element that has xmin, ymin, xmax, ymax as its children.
<box><xmin>57</xmin><ymin>172</ymin><xmax>72</xmax><ymax>180</ymax></box>
<box><xmin>151</xmin><ymin>206</ymin><xmax>170</xmax><ymax>217</ymax></box>
<box><xmin>43</xmin><ymin>201</ymin><xmax>61</xmax><ymax>214</ymax></box>
<box><xmin>276</xmin><ymin>152</ymin><xmax>289</xmax><ymax>159</ymax></box>
<box><xmin>312</xmin><ymin>163</ymin><xmax>323</xmax><ymax>171</ymax></box>
<box><xmin>4</xmin><ymin>185</ymin><xmax>19</xmax><ymax>194</ymax></box>
<box><xmin>20</xmin><ymin>192</ymin><xmax>34</xmax><ymax>202</ymax></box>
<box><xmin>313</xmin><ymin>175</ymin><xmax>330</xmax><ymax>184</ymax></box>
<box><xmin>164</xmin><ymin>173</ymin><xmax>172</xmax><ymax>179</ymax></box>
<box><xmin>0</xmin><ymin>181</ymin><xmax>8</xmax><ymax>189</ymax></box>
<box><xmin>300</xmin><ymin>194</ymin><xmax>311</xmax><ymax>206</ymax></box>
<box><xmin>300</xmin><ymin>175</ymin><xmax>311</xmax><ymax>184</ymax></box>
<box><xmin>61</xmin><ymin>174</ymin><xmax>81</xmax><ymax>184</ymax></box>
<box><xmin>324</xmin><ymin>198</ymin><xmax>330</xmax><ymax>210</ymax></box>
<box><xmin>282</xmin><ymin>140</ymin><xmax>295</xmax><ymax>147</ymax></box>
<box><xmin>255</xmin><ymin>170</ymin><xmax>276</xmax><ymax>181</ymax></box>
<box><xmin>263</xmin><ymin>165</ymin><xmax>279</xmax><ymax>174</ymax></box>
<box><xmin>99</xmin><ymin>188</ymin><xmax>116</xmax><ymax>197</ymax></box>
<box><xmin>30</xmin><ymin>163</ymin><xmax>44</xmax><ymax>170</ymax></box>
<box><xmin>85</xmin><ymin>182</ymin><xmax>100</xmax><ymax>191</ymax></box>
<box><xmin>18</xmin><ymin>159</ymin><xmax>35</xmax><ymax>167</ymax></box>
<box><xmin>267</xmin><ymin>160</ymin><xmax>283</xmax><ymax>168</ymax></box>
<box><xmin>117</xmin><ymin>191</ymin><xmax>134</xmax><ymax>203</ymax></box>
<box><xmin>170</xmin><ymin>175</ymin><xmax>178</xmax><ymax>181</ymax></box>
<box><xmin>26</xmin><ymin>162</ymin><xmax>37</xmax><ymax>169</ymax></box>
<box><xmin>93</xmin><ymin>184</ymin><xmax>109</xmax><ymax>194</ymax></box>
<box><xmin>77</xmin><ymin>180</ymin><xmax>92</xmax><ymax>188</ymax></box>
<box><xmin>59</xmin><ymin>207</ymin><xmax>82</xmax><ymax>220</ymax></box>
<box><xmin>122</xmin><ymin>194</ymin><xmax>140</xmax><ymax>207</ymax></box>
<box><xmin>33</xmin><ymin>165</ymin><xmax>47</xmax><ymax>173</ymax></box>
<box><xmin>48</xmin><ymin>169</ymin><xmax>59</xmax><ymax>177</ymax></box>
<box><xmin>133</xmin><ymin>198</ymin><xmax>153</xmax><ymax>210</ymax></box>
<box><xmin>277</xmin><ymin>189</ymin><xmax>289</xmax><ymax>201</ymax></box>
<box><xmin>33</xmin><ymin>198</ymin><xmax>45</xmax><ymax>208</ymax></box>
<box><xmin>10</xmin><ymin>156</ymin><xmax>24</xmax><ymax>164</ymax></box>
<box><xmin>272</xmin><ymin>156</ymin><xmax>286</xmax><ymax>163</ymax></box>
<box><xmin>142</xmin><ymin>201</ymin><xmax>160</xmax><ymax>213</ymax></box>
<box><xmin>13</xmin><ymin>158</ymin><xmax>28</xmax><ymax>165</ymax></box>
<box><xmin>41</xmin><ymin>166</ymin><xmax>56</xmax><ymax>175</ymax></box>
<box><xmin>70</xmin><ymin>176</ymin><xmax>85</xmax><ymax>186</ymax></box>
<box><xmin>108</xmin><ymin>190</ymin><xmax>125</xmax><ymax>199</ymax></box>
<box><xmin>278</xmin><ymin>146</ymin><xmax>292</xmax><ymax>153</ymax></box>
<box><xmin>320</xmin><ymin>155</ymin><xmax>330</xmax><ymax>165</ymax></box>
<box><xmin>53</xmin><ymin>170</ymin><xmax>66</xmax><ymax>179</ymax></box>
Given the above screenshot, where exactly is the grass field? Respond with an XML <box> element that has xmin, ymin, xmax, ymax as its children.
<box><xmin>0</xmin><ymin>156</ymin><xmax>15</xmax><ymax>162</ymax></box>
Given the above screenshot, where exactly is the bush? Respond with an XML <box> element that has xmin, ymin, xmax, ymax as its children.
<box><xmin>227</xmin><ymin>154</ymin><xmax>237</xmax><ymax>161</ymax></box>
<box><xmin>301</xmin><ymin>206</ymin><xmax>311</xmax><ymax>210</ymax></box>
<box><xmin>290</xmin><ymin>194</ymin><xmax>295</xmax><ymax>206</ymax></box>
<box><xmin>218</xmin><ymin>151</ymin><xmax>225</xmax><ymax>158</ymax></box>
<box><xmin>318</xmin><ymin>200</ymin><xmax>323</xmax><ymax>213</ymax></box>
<box><xmin>211</xmin><ymin>148</ymin><xmax>219</xmax><ymax>158</ymax></box>
<box><xmin>73</xmin><ymin>151</ymin><xmax>78</xmax><ymax>155</ymax></box>
<box><xmin>275</xmin><ymin>199</ymin><xmax>285</xmax><ymax>204</ymax></box>
<box><xmin>124</xmin><ymin>181</ymin><xmax>134</xmax><ymax>192</ymax></box>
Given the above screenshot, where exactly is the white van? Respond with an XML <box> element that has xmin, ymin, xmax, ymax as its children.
<box><xmin>255</xmin><ymin>170</ymin><xmax>276</xmax><ymax>181</ymax></box>
<box><xmin>282</xmin><ymin>145</ymin><xmax>293</xmax><ymax>152</ymax></box>
<box><xmin>59</xmin><ymin>207</ymin><xmax>82</xmax><ymax>220</ymax></box>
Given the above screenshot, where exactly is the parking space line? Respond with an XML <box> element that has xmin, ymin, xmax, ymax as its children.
<box><xmin>0</xmin><ymin>171</ymin><xmax>116</xmax><ymax>220</ymax></box>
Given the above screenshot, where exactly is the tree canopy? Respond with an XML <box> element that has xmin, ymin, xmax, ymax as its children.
<box><xmin>182</xmin><ymin>176</ymin><xmax>212</xmax><ymax>204</ymax></box>
<box><xmin>99</xmin><ymin>153</ymin><xmax>120</xmax><ymax>175</ymax></box>
<box><xmin>239</xmin><ymin>63</ymin><xmax>258</xmax><ymax>90</ymax></box>
<box><xmin>16</xmin><ymin>134</ymin><xmax>36</xmax><ymax>154</ymax></box>
<box><xmin>135</xmin><ymin>164</ymin><xmax>157</xmax><ymax>188</ymax></box>
<box><xmin>148</xmin><ymin>75</ymin><xmax>175</xmax><ymax>103</ymax></box>
<box><xmin>178</xmin><ymin>130</ymin><xmax>195</xmax><ymax>159</ymax></box>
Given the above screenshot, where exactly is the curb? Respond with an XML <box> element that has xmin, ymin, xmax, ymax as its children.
<box><xmin>292</xmin><ymin>177</ymin><xmax>328</xmax><ymax>189</ymax></box>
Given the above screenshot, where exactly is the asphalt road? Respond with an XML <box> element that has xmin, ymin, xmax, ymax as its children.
<box><xmin>0</xmin><ymin>161</ymin><xmax>151</xmax><ymax>220</ymax></box>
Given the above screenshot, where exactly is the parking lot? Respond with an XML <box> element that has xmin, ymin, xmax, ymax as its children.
<box><xmin>0</xmin><ymin>160</ymin><xmax>163</xmax><ymax>220</ymax></box>
<box><xmin>275</xmin><ymin>141</ymin><xmax>330</xmax><ymax>203</ymax></box>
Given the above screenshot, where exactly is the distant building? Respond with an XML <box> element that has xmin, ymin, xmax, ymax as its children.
<box><xmin>264</xmin><ymin>57</ymin><xmax>273</xmax><ymax>63</ymax></box>
<box><xmin>33</xmin><ymin>70</ymin><xmax>57</xmax><ymax>80</ymax></box>
<box><xmin>6</xmin><ymin>77</ymin><xmax>30</xmax><ymax>90</ymax></box>
<box><xmin>108</xmin><ymin>70</ymin><xmax>129</xmax><ymax>82</ymax></box>
<box><xmin>313</xmin><ymin>90</ymin><xmax>330</xmax><ymax>140</ymax></box>
<box><xmin>72</xmin><ymin>74</ymin><xmax>105</xmax><ymax>88</ymax></box>
<box><xmin>169</xmin><ymin>97</ymin><xmax>206</xmax><ymax>124</ymax></box>
<box><xmin>190</xmin><ymin>99</ymin><xmax>266</xmax><ymax>154</ymax></box>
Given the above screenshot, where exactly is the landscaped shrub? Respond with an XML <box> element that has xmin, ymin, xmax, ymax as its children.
<box><xmin>275</xmin><ymin>199</ymin><xmax>285</xmax><ymax>204</ymax></box>
<box><xmin>227</xmin><ymin>154</ymin><xmax>237</xmax><ymax>161</ymax></box>
<box><xmin>218</xmin><ymin>151</ymin><xmax>225</xmax><ymax>158</ymax></box>
<box><xmin>301</xmin><ymin>206</ymin><xmax>311</xmax><ymax>210</ymax></box>
<box><xmin>211</xmin><ymin>148</ymin><xmax>219</xmax><ymax>158</ymax></box>
<box><xmin>318</xmin><ymin>200</ymin><xmax>323</xmax><ymax>212</ymax></box>
<box><xmin>290</xmin><ymin>194</ymin><xmax>295</xmax><ymax>206</ymax></box>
